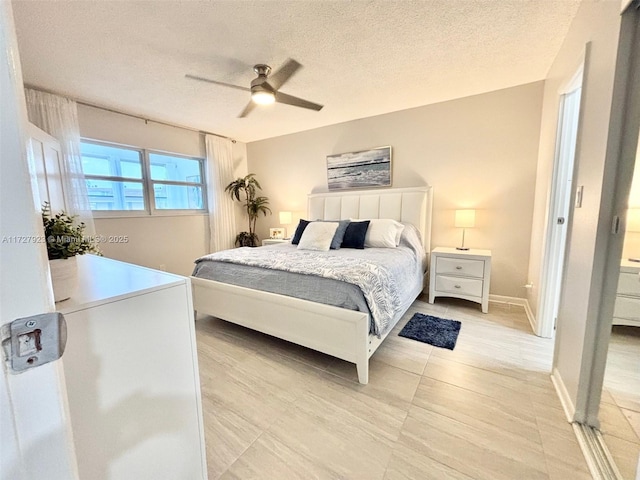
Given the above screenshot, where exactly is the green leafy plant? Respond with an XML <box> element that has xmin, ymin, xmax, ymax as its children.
<box><xmin>42</xmin><ymin>202</ymin><xmax>100</xmax><ymax>260</ymax></box>
<box><xmin>225</xmin><ymin>174</ymin><xmax>271</xmax><ymax>247</ymax></box>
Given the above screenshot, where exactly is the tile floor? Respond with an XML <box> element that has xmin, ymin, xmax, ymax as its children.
<box><xmin>601</xmin><ymin>326</ymin><xmax>640</xmax><ymax>479</ymax></box>
<box><xmin>195</xmin><ymin>294</ymin><xmax>593</xmax><ymax>479</ymax></box>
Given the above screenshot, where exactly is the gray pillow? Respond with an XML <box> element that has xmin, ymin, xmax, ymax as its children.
<box><xmin>317</xmin><ymin>219</ymin><xmax>350</xmax><ymax>249</ymax></box>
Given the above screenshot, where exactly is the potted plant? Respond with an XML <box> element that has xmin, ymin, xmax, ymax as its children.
<box><xmin>42</xmin><ymin>202</ymin><xmax>100</xmax><ymax>302</ymax></box>
<box><xmin>225</xmin><ymin>173</ymin><xmax>271</xmax><ymax>247</ymax></box>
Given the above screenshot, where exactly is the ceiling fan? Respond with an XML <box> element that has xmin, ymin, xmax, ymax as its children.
<box><xmin>185</xmin><ymin>58</ymin><xmax>324</xmax><ymax>118</ymax></box>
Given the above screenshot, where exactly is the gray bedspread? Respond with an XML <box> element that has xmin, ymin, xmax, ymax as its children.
<box><xmin>193</xmin><ymin>225</ymin><xmax>426</xmax><ymax>336</ymax></box>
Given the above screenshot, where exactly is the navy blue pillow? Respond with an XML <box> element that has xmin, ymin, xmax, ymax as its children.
<box><xmin>317</xmin><ymin>219</ymin><xmax>350</xmax><ymax>249</ymax></box>
<box><xmin>341</xmin><ymin>221</ymin><xmax>370</xmax><ymax>249</ymax></box>
<box><xmin>291</xmin><ymin>219</ymin><xmax>311</xmax><ymax>245</ymax></box>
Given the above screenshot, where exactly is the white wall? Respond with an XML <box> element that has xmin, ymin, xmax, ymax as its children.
<box><xmin>525</xmin><ymin>0</ymin><xmax>622</xmax><ymax>413</ymax></box>
<box><xmin>78</xmin><ymin>105</ymin><xmax>247</xmax><ymax>276</ymax></box>
<box><xmin>247</xmin><ymin>82</ymin><xmax>544</xmax><ymax>298</ymax></box>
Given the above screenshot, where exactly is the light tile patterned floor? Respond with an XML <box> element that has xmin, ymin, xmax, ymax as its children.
<box><xmin>601</xmin><ymin>326</ymin><xmax>640</xmax><ymax>479</ymax></box>
<box><xmin>195</xmin><ymin>295</ymin><xmax>593</xmax><ymax>479</ymax></box>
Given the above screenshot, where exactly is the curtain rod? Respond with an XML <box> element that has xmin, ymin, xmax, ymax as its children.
<box><xmin>24</xmin><ymin>83</ymin><xmax>236</xmax><ymax>143</ymax></box>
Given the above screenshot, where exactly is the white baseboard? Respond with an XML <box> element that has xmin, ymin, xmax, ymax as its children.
<box><xmin>551</xmin><ymin>367</ymin><xmax>576</xmax><ymax>422</ymax></box>
<box><xmin>488</xmin><ymin>294</ymin><xmax>537</xmax><ymax>334</ymax></box>
<box><xmin>522</xmin><ymin>300</ymin><xmax>537</xmax><ymax>335</ymax></box>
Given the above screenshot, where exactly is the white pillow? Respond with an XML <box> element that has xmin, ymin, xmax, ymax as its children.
<box><xmin>351</xmin><ymin>218</ymin><xmax>405</xmax><ymax>248</ymax></box>
<box><xmin>297</xmin><ymin>221</ymin><xmax>339</xmax><ymax>251</ymax></box>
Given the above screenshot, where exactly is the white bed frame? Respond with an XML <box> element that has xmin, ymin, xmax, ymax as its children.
<box><xmin>191</xmin><ymin>186</ymin><xmax>433</xmax><ymax>384</ymax></box>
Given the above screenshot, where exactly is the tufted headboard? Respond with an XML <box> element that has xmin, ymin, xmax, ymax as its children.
<box><xmin>308</xmin><ymin>186</ymin><xmax>433</xmax><ymax>253</ymax></box>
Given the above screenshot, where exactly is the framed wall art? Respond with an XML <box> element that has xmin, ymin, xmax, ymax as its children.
<box><xmin>269</xmin><ymin>227</ymin><xmax>285</xmax><ymax>239</ymax></box>
<box><xmin>326</xmin><ymin>146</ymin><xmax>392</xmax><ymax>190</ymax></box>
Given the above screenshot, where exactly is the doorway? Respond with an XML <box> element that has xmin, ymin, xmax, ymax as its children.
<box><xmin>537</xmin><ymin>65</ymin><xmax>584</xmax><ymax>338</ymax></box>
<box><xmin>598</xmin><ymin>131</ymin><xmax>640</xmax><ymax>479</ymax></box>
<box><xmin>576</xmin><ymin>3</ymin><xmax>640</xmax><ymax>477</ymax></box>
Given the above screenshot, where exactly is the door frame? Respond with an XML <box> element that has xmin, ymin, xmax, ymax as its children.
<box><xmin>581</xmin><ymin>0</ymin><xmax>640</xmax><ymax>426</ymax></box>
<box><xmin>0</xmin><ymin>2</ymin><xmax>78</xmax><ymax>478</ymax></box>
<box><xmin>537</xmin><ymin>58</ymin><xmax>587</xmax><ymax>338</ymax></box>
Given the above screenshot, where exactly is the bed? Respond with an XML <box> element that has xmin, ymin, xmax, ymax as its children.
<box><xmin>190</xmin><ymin>186</ymin><xmax>433</xmax><ymax>384</ymax></box>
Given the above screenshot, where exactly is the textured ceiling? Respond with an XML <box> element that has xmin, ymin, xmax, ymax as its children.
<box><xmin>12</xmin><ymin>0</ymin><xmax>581</xmax><ymax>143</ymax></box>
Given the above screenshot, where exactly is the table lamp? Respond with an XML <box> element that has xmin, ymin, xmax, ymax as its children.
<box><xmin>455</xmin><ymin>209</ymin><xmax>476</xmax><ymax>251</ymax></box>
<box><xmin>279</xmin><ymin>211</ymin><xmax>292</xmax><ymax>239</ymax></box>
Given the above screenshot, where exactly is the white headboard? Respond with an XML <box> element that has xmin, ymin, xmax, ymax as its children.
<box><xmin>308</xmin><ymin>186</ymin><xmax>433</xmax><ymax>253</ymax></box>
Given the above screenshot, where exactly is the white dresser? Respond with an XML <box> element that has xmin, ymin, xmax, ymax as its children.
<box><xmin>57</xmin><ymin>255</ymin><xmax>207</xmax><ymax>480</ymax></box>
<box><xmin>428</xmin><ymin>247</ymin><xmax>492</xmax><ymax>313</ymax></box>
<box><xmin>613</xmin><ymin>259</ymin><xmax>640</xmax><ymax>327</ymax></box>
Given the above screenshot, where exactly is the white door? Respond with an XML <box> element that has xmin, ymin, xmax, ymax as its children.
<box><xmin>0</xmin><ymin>3</ymin><xmax>78</xmax><ymax>479</ymax></box>
<box><xmin>537</xmin><ymin>65</ymin><xmax>584</xmax><ymax>338</ymax></box>
<box><xmin>29</xmin><ymin>123</ymin><xmax>68</xmax><ymax>213</ymax></box>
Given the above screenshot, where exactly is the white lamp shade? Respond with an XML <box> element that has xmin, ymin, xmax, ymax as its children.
<box><xmin>455</xmin><ymin>209</ymin><xmax>476</xmax><ymax>228</ymax></box>
<box><xmin>627</xmin><ymin>208</ymin><xmax>640</xmax><ymax>232</ymax></box>
<box><xmin>279</xmin><ymin>211</ymin><xmax>292</xmax><ymax>225</ymax></box>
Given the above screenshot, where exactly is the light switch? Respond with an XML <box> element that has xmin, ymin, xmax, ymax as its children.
<box><xmin>575</xmin><ymin>185</ymin><xmax>584</xmax><ymax>208</ymax></box>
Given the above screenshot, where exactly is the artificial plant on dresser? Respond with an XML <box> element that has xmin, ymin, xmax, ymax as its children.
<box><xmin>42</xmin><ymin>202</ymin><xmax>100</xmax><ymax>301</ymax></box>
<box><xmin>225</xmin><ymin>173</ymin><xmax>272</xmax><ymax>247</ymax></box>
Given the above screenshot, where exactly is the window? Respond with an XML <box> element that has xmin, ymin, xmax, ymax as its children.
<box><xmin>80</xmin><ymin>140</ymin><xmax>206</xmax><ymax>215</ymax></box>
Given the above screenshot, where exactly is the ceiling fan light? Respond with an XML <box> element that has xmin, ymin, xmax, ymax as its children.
<box><xmin>251</xmin><ymin>91</ymin><xmax>275</xmax><ymax>105</ymax></box>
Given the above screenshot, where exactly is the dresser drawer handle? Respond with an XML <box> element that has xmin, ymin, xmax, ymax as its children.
<box><xmin>455</xmin><ymin>266</ymin><xmax>462</xmax><ymax>270</ymax></box>
<box><xmin>455</xmin><ymin>285</ymin><xmax>461</xmax><ymax>289</ymax></box>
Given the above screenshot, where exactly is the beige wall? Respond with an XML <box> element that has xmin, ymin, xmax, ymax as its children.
<box><xmin>78</xmin><ymin>105</ymin><xmax>206</xmax><ymax>157</ymax></box>
<box><xmin>78</xmin><ymin>104</ymin><xmax>248</xmax><ymax>276</ymax></box>
<box><xmin>247</xmin><ymin>82</ymin><xmax>544</xmax><ymax>298</ymax></box>
<box><xmin>526</xmin><ymin>0</ymin><xmax>621</xmax><ymax>410</ymax></box>
<box><xmin>93</xmin><ymin>215</ymin><xmax>207</xmax><ymax>276</ymax></box>
<box><xmin>622</xmin><ymin>137</ymin><xmax>640</xmax><ymax>260</ymax></box>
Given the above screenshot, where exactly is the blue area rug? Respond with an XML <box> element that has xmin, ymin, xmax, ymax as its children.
<box><xmin>398</xmin><ymin>313</ymin><xmax>461</xmax><ymax>350</ymax></box>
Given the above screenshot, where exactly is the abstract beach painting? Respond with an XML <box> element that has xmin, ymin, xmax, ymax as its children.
<box><xmin>327</xmin><ymin>146</ymin><xmax>392</xmax><ymax>190</ymax></box>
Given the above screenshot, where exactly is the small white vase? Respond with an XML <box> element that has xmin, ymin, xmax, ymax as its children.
<box><xmin>49</xmin><ymin>256</ymin><xmax>78</xmax><ymax>302</ymax></box>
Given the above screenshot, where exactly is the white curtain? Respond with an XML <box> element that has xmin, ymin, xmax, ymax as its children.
<box><xmin>24</xmin><ymin>88</ymin><xmax>95</xmax><ymax>236</ymax></box>
<box><xmin>205</xmin><ymin>134</ymin><xmax>236</xmax><ymax>252</ymax></box>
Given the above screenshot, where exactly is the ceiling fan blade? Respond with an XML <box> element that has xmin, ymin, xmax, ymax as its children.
<box><xmin>238</xmin><ymin>101</ymin><xmax>256</xmax><ymax>118</ymax></box>
<box><xmin>268</xmin><ymin>59</ymin><xmax>302</xmax><ymax>91</ymax></box>
<box><xmin>275</xmin><ymin>92</ymin><xmax>323</xmax><ymax>111</ymax></box>
<box><xmin>185</xmin><ymin>74</ymin><xmax>250</xmax><ymax>92</ymax></box>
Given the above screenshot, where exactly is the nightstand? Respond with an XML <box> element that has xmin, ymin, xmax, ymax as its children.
<box><xmin>613</xmin><ymin>259</ymin><xmax>640</xmax><ymax>327</ymax></box>
<box><xmin>429</xmin><ymin>247</ymin><xmax>492</xmax><ymax>313</ymax></box>
<box><xmin>261</xmin><ymin>238</ymin><xmax>290</xmax><ymax>246</ymax></box>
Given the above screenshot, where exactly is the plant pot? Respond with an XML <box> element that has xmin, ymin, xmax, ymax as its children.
<box><xmin>235</xmin><ymin>232</ymin><xmax>259</xmax><ymax>247</ymax></box>
<box><xmin>49</xmin><ymin>256</ymin><xmax>78</xmax><ymax>302</ymax></box>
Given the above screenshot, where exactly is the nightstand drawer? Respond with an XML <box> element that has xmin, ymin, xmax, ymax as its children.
<box><xmin>435</xmin><ymin>275</ymin><xmax>483</xmax><ymax>297</ymax></box>
<box><xmin>436</xmin><ymin>257</ymin><xmax>485</xmax><ymax>279</ymax></box>
<box><xmin>613</xmin><ymin>296</ymin><xmax>640</xmax><ymax>321</ymax></box>
<box><xmin>617</xmin><ymin>272</ymin><xmax>640</xmax><ymax>296</ymax></box>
